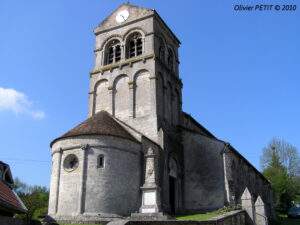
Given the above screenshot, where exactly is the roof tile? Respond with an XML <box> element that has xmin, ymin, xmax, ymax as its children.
<box><xmin>0</xmin><ymin>181</ymin><xmax>25</xmax><ymax>213</ymax></box>
<box><xmin>51</xmin><ymin>111</ymin><xmax>138</xmax><ymax>146</ymax></box>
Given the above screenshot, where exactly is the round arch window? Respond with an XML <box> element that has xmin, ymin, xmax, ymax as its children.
<box><xmin>63</xmin><ymin>154</ymin><xmax>79</xmax><ymax>172</ymax></box>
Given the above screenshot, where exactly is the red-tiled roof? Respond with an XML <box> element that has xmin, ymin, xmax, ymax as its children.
<box><xmin>0</xmin><ymin>181</ymin><xmax>26</xmax><ymax>213</ymax></box>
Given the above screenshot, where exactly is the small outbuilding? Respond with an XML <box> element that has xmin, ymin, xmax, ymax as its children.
<box><xmin>0</xmin><ymin>161</ymin><xmax>27</xmax><ymax>217</ymax></box>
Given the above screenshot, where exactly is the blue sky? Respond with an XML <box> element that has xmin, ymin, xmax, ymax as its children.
<box><xmin>0</xmin><ymin>0</ymin><xmax>299</xmax><ymax>187</ymax></box>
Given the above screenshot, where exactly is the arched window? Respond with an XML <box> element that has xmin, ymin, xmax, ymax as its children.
<box><xmin>126</xmin><ymin>32</ymin><xmax>143</xmax><ymax>58</ymax></box>
<box><xmin>105</xmin><ymin>39</ymin><xmax>121</xmax><ymax>65</ymax></box>
<box><xmin>167</xmin><ymin>48</ymin><xmax>174</xmax><ymax>70</ymax></box>
<box><xmin>159</xmin><ymin>46</ymin><xmax>165</xmax><ymax>62</ymax></box>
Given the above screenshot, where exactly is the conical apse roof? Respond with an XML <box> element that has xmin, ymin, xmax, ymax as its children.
<box><xmin>51</xmin><ymin>111</ymin><xmax>138</xmax><ymax>146</ymax></box>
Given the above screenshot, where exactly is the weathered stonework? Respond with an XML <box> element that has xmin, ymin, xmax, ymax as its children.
<box><xmin>49</xmin><ymin>136</ymin><xmax>142</xmax><ymax>222</ymax></box>
<box><xmin>48</xmin><ymin>3</ymin><xmax>274</xmax><ymax>224</ymax></box>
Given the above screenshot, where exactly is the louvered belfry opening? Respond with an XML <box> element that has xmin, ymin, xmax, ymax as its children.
<box><xmin>127</xmin><ymin>32</ymin><xmax>143</xmax><ymax>58</ymax></box>
<box><xmin>105</xmin><ymin>39</ymin><xmax>121</xmax><ymax>65</ymax></box>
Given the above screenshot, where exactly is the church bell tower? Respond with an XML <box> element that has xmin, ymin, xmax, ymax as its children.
<box><xmin>48</xmin><ymin>4</ymin><xmax>185</xmax><ymax>223</ymax></box>
<box><xmin>88</xmin><ymin>3</ymin><xmax>182</xmax><ymax>142</ymax></box>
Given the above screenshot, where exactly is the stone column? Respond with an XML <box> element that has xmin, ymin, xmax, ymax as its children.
<box><xmin>77</xmin><ymin>145</ymin><xmax>89</xmax><ymax>215</ymax></box>
<box><xmin>121</xmin><ymin>44</ymin><xmax>125</xmax><ymax>60</ymax></box>
<box><xmin>101</xmin><ymin>50</ymin><xmax>105</xmax><ymax>66</ymax></box>
<box><xmin>88</xmin><ymin>91</ymin><xmax>95</xmax><ymax>117</ymax></box>
<box><xmin>149</xmin><ymin>76</ymin><xmax>157</xmax><ymax>117</ymax></box>
<box><xmin>142</xmin><ymin>37</ymin><xmax>146</xmax><ymax>54</ymax></box>
<box><xmin>112</xmin><ymin>46</ymin><xmax>116</xmax><ymax>64</ymax></box>
<box><xmin>222</xmin><ymin>144</ymin><xmax>231</xmax><ymax>205</ymax></box>
<box><xmin>128</xmin><ymin>81</ymin><xmax>135</xmax><ymax>118</ymax></box>
<box><xmin>241</xmin><ymin>187</ymin><xmax>255</xmax><ymax>225</ymax></box>
<box><xmin>108</xmin><ymin>86</ymin><xmax>114</xmax><ymax>115</ymax></box>
<box><xmin>48</xmin><ymin>148</ymin><xmax>62</xmax><ymax>215</ymax></box>
<box><xmin>139</xmin><ymin>147</ymin><xmax>161</xmax><ymax>213</ymax></box>
<box><xmin>255</xmin><ymin>196</ymin><xmax>267</xmax><ymax>225</ymax></box>
<box><xmin>133</xmin><ymin>39</ymin><xmax>138</xmax><ymax>56</ymax></box>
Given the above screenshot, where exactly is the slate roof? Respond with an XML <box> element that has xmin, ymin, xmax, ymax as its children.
<box><xmin>51</xmin><ymin>111</ymin><xmax>138</xmax><ymax>146</ymax></box>
<box><xmin>0</xmin><ymin>181</ymin><xmax>27</xmax><ymax>214</ymax></box>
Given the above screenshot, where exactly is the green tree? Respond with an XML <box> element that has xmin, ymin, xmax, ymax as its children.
<box><xmin>13</xmin><ymin>178</ymin><xmax>49</xmax><ymax>221</ymax></box>
<box><xmin>261</xmin><ymin>138</ymin><xmax>300</xmax><ymax>212</ymax></box>
<box><xmin>261</xmin><ymin>138</ymin><xmax>300</xmax><ymax>176</ymax></box>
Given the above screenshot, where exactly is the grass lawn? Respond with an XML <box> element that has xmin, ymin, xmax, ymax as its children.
<box><xmin>176</xmin><ymin>211</ymin><xmax>223</xmax><ymax>221</ymax></box>
<box><xmin>281</xmin><ymin>218</ymin><xmax>300</xmax><ymax>225</ymax></box>
<box><xmin>277</xmin><ymin>214</ymin><xmax>300</xmax><ymax>225</ymax></box>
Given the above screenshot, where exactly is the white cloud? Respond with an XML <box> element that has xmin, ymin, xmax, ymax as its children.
<box><xmin>0</xmin><ymin>87</ymin><xmax>45</xmax><ymax>120</ymax></box>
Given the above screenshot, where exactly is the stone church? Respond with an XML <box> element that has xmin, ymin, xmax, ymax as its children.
<box><xmin>48</xmin><ymin>3</ymin><xmax>273</xmax><ymax>223</ymax></box>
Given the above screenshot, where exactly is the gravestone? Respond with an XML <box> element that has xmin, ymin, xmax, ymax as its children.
<box><xmin>241</xmin><ymin>187</ymin><xmax>255</xmax><ymax>225</ymax></box>
<box><xmin>255</xmin><ymin>196</ymin><xmax>267</xmax><ymax>225</ymax></box>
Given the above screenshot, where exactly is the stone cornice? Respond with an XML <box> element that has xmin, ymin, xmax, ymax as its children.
<box><xmin>90</xmin><ymin>53</ymin><xmax>155</xmax><ymax>76</ymax></box>
<box><xmin>94</xmin><ymin>14</ymin><xmax>154</xmax><ymax>36</ymax></box>
<box><xmin>90</xmin><ymin>53</ymin><xmax>183</xmax><ymax>88</ymax></box>
<box><xmin>51</xmin><ymin>144</ymin><xmax>142</xmax><ymax>156</ymax></box>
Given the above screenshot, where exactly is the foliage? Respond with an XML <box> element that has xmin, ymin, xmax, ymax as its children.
<box><xmin>295</xmin><ymin>195</ymin><xmax>300</xmax><ymax>203</ymax></box>
<box><xmin>260</xmin><ymin>138</ymin><xmax>300</xmax><ymax>212</ymax></box>
<box><xmin>295</xmin><ymin>177</ymin><xmax>300</xmax><ymax>203</ymax></box>
<box><xmin>13</xmin><ymin>177</ymin><xmax>49</xmax><ymax>222</ymax></box>
<box><xmin>261</xmin><ymin>138</ymin><xmax>300</xmax><ymax>176</ymax></box>
<box><xmin>275</xmin><ymin>214</ymin><xmax>300</xmax><ymax>225</ymax></box>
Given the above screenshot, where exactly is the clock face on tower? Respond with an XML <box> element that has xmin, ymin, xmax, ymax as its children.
<box><xmin>116</xmin><ymin>10</ymin><xmax>129</xmax><ymax>23</ymax></box>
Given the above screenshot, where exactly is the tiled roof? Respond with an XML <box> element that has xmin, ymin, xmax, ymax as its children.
<box><xmin>0</xmin><ymin>181</ymin><xmax>27</xmax><ymax>213</ymax></box>
<box><xmin>51</xmin><ymin>111</ymin><xmax>138</xmax><ymax>146</ymax></box>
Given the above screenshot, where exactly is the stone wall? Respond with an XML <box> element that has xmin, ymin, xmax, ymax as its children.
<box><xmin>159</xmin><ymin>129</ymin><xmax>183</xmax><ymax>214</ymax></box>
<box><xmin>182</xmin><ymin>130</ymin><xmax>226</xmax><ymax>212</ymax></box>
<box><xmin>223</xmin><ymin>146</ymin><xmax>274</xmax><ymax>219</ymax></box>
<box><xmin>49</xmin><ymin>135</ymin><xmax>142</xmax><ymax>221</ymax></box>
<box><xmin>89</xmin><ymin>12</ymin><xmax>160</xmax><ymax>141</ymax></box>
<box><xmin>180</xmin><ymin>115</ymin><xmax>273</xmax><ymax>219</ymax></box>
